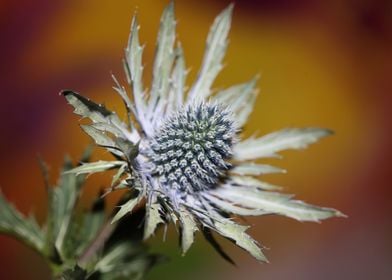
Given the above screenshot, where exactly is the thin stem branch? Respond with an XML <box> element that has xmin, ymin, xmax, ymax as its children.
<box><xmin>78</xmin><ymin>220</ymin><xmax>115</xmax><ymax>266</ymax></box>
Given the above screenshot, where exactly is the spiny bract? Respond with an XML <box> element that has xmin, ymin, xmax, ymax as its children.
<box><xmin>63</xmin><ymin>2</ymin><xmax>344</xmax><ymax>262</ymax></box>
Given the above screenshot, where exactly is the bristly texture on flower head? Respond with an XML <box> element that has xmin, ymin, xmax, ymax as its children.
<box><xmin>63</xmin><ymin>1</ymin><xmax>344</xmax><ymax>263</ymax></box>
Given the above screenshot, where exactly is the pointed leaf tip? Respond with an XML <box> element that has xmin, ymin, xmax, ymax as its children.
<box><xmin>234</xmin><ymin>127</ymin><xmax>334</xmax><ymax>160</ymax></box>
<box><xmin>178</xmin><ymin>209</ymin><xmax>198</xmax><ymax>255</ymax></box>
<box><xmin>61</xmin><ymin>90</ymin><xmax>71</xmax><ymax>96</ymax></box>
<box><xmin>225</xmin><ymin>3</ymin><xmax>234</xmax><ymax>14</ymax></box>
<box><xmin>187</xmin><ymin>3</ymin><xmax>234</xmax><ymax>102</ymax></box>
<box><xmin>144</xmin><ymin>202</ymin><xmax>165</xmax><ymax>240</ymax></box>
<box><xmin>111</xmin><ymin>195</ymin><xmax>141</xmax><ymax>224</ymax></box>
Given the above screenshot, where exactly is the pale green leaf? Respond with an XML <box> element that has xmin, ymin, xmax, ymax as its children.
<box><xmin>111</xmin><ymin>74</ymin><xmax>135</xmax><ymax>129</ymax></box>
<box><xmin>234</xmin><ymin>128</ymin><xmax>333</xmax><ymax>161</ymax></box>
<box><xmin>112</xmin><ymin>195</ymin><xmax>141</xmax><ymax>224</ymax></box>
<box><xmin>0</xmin><ymin>191</ymin><xmax>45</xmax><ymax>253</ymax></box>
<box><xmin>149</xmin><ymin>1</ymin><xmax>176</xmax><ymax>119</ymax></box>
<box><xmin>125</xmin><ymin>15</ymin><xmax>146</xmax><ymax>120</ymax></box>
<box><xmin>95</xmin><ymin>242</ymin><xmax>136</xmax><ymax>273</ymax></box>
<box><xmin>235</xmin><ymin>90</ymin><xmax>257</xmax><ymax>128</ymax></box>
<box><xmin>95</xmin><ymin>241</ymin><xmax>163</xmax><ymax>280</ymax></box>
<box><xmin>88</xmin><ymin>122</ymin><xmax>127</xmax><ymax>138</ymax></box>
<box><xmin>211</xmin><ymin>214</ymin><xmax>267</xmax><ymax>262</ymax></box>
<box><xmin>214</xmin><ymin>80</ymin><xmax>251</xmax><ymax>104</ymax></box>
<box><xmin>231</xmin><ymin>163</ymin><xmax>286</xmax><ymax>176</ymax></box>
<box><xmin>203</xmin><ymin>193</ymin><xmax>267</xmax><ymax>216</ymax></box>
<box><xmin>73</xmin><ymin>197</ymin><xmax>106</xmax><ymax>256</ymax></box>
<box><xmin>187</xmin><ymin>4</ymin><xmax>233</xmax><ymax>102</ymax></box>
<box><xmin>81</xmin><ymin>125</ymin><xmax>115</xmax><ymax>147</ymax></box>
<box><xmin>214</xmin><ymin>77</ymin><xmax>258</xmax><ymax>127</ymax></box>
<box><xmin>81</xmin><ymin>125</ymin><xmax>137</xmax><ymax>159</ymax></box>
<box><xmin>111</xmin><ymin>163</ymin><xmax>127</xmax><ymax>187</ymax></box>
<box><xmin>80</xmin><ymin>125</ymin><xmax>124</xmax><ymax>158</ymax></box>
<box><xmin>144</xmin><ymin>202</ymin><xmax>164</xmax><ymax>240</ymax></box>
<box><xmin>230</xmin><ymin>176</ymin><xmax>283</xmax><ymax>191</ymax></box>
<box><xmin>65</xmin><ymin>161</ymin><xmax>125</xmax><ymax>175</ymax></box>
<box><xmin>115</xmin><ymin>138</ymin><xmax>139</xmax><ymax>162</ymax></box>
<box><xmin>166</xmin><ymin>45</ymin><xmax>186</xmax><ymax>114</ymax></box>
<box><xmin>212</xmin><ymin>186</ymin><xmax>345</xmax><ymax>222</ymax></box>
<box><xmin>178</xmin><ymin>209</ymin><xmax>198</xmax><ymax>255</ymax></box>
<box><xmin>62</xmin><ymin>91</ymin><xmax>132</xmax><ymax>141</ymax></box>
<box><xmin>51</xmin><ymin>156</ymin><xmax>85</xmax><ymax>254</ymax></box>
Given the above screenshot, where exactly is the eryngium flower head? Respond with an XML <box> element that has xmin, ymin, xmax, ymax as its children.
<box><xmin>150</xmin><ymin>103</ymin><xmax>236</xmax><ymax>195</ymax></box>
<box><xmin>63</xmin><ymin>2</ymin><xmax>344</xmax><ymax>262</ymax></box>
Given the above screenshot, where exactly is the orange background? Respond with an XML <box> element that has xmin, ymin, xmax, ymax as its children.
<box><xmin>0</xmin><ymin>0</ymin><xmax>391</xmax><ymax>279</ymax></box>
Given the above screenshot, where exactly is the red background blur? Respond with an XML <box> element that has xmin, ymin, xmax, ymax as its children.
<box><xmin>1</xmin><ymin>0</ymin><xmax>391</xmax><ymax>279</ymax></box>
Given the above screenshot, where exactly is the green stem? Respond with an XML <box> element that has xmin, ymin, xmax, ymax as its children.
<box><xmin>78</xmin><ymin>220</ymin><xmax>115</xmax><ymax>266</ymax></box>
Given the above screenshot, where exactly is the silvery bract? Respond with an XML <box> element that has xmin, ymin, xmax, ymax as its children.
<box><xmin>63</xmin><ymin>2</ymin><xmax>343</xmax><ymax>262</ymax></box>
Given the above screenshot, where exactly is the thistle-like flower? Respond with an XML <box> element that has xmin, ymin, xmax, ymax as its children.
<box><xmin>63</xmin><ymin>2</ymin><xmax>343</xmax><ymax>262</ymax></box>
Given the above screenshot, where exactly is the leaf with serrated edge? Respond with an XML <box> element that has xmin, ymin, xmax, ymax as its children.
<box><xmin>80</xmin><ymin>125</ymin><xmax>124</xmax><ymax>158</ymax></box>
<box><xmin>211</xmin><ymin>214</ymin><xmax>267</xmax><ymax>262</ymax></box>
<box><xmin>231</xmin><ymin>163</ymin><xmax>286</xmax><ymax>176</ymax></box>
<box><xmin>149</xmin><ymin>1</ymin><xmax>176</xmax><ymax>121</ymax></box>
<box><xmin>166</xmin><ymin>45</ymin><xmax>186</xmax><ymax>115</ymax></box>
<box><xmin>95</xmin><ymin>242</ymin><xmax>135</xmax><ymax>273</ymax></box>
<box><xmin>144</xmin><ymin>202</ymin><xmax>164</xmax><ymax>240</ymax></box>
<box><xmin>0</xmin><ymin>192</ymin><xmax>45</xmax><ymax>253</ymax></box>
<box><xmin>94</xmin><ymin>241</ymin><xmax>162</xmax><ymax>279</ymax></box>
<box><xmin>236</xmin><ymin>91</ymin><xmax>257</xmax><ymax>128</ymax></box>
<box><xmin>178</xmin><ymin>209</ymin><xmax>198</xmax><ymax>255</ymax></box>
<box><xmin>111</xmin><ymin>163</ymin><xmax>127</xmax><ymax>187</ymax></box>
<box><xmin>234</xmin><ymin>128</ymin><xmax>333</xmax><ymax>161</ymax></box>
<box><xmin>111</xmin><ymin>74</ymin><xmax>136</xmax><ymax>130</ymax></box>
<box><xmin>53</xmin><ymin>156</ymin><xmax>84</xmax><ymax>254</ymax></box>
<box><xmin>203</xmin><ymin>193</ymin><xmax>267</xmax><ymax>216</ymax></box>
<box><xmin>81</xmin><ymin>125</ymin><xmax>115</xmax><ymax>147</ymax></box>
<box><xmin>65</xmin><ymin>161</ymin><xmax>125</xmax><ymax>175</ymax></box>
<box><xmin>62</xmin><ymin>91</ymin><xmax>132</xmax><ymax>141</ymax></box>
<box><xmin>187</xmin><ymin>4</ymin><xmax>233</xmax><ymax>102</ymax></box>
<box><xmin>73</xmin><ymin>197</ymin><xmax>105</xmax><ymax>256</ymax></box>
<box><xmin>125</xmin><ymin>16</ymin><xmax>146</xmax><ymax>123</ymax></box>
<box><xmin>112</xmin><ymin>195</ymin><xmax>141</xmax><ymax>224</ymax></box>
<box><xmin>230</xmin><ymin>176</ymin><xmax>283</xmax><ymax>191</ymax></box>
<box><xmin>214</xmin><ymin>77</ymin><xmax>258</xmax><ymax>127</ymax></box>
<box><xmin>212</xmin><ymin>185</ymin><xmax>345</xmax><ymax>222</ymax></box>
<box><xmin>214</xmin><ymin>80</ymin><xmax>252</xmax><ymax>104</ymax></box>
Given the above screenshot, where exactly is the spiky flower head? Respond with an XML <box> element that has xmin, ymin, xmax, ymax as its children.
<box><xmin>150</xmin><ymin>102</ymin><xmax>236</xmax><ymax>196</ymax></box>
<box><xmin>63</xmin><ymin>2</ymin><xmax>344</xmax><ymax>262</ymax></box>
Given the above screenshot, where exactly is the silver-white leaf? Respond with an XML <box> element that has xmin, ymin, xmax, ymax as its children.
<box><xmin>231</xmin><ymin>163</ymin><xmax>286</xmax><ymax>176</ymax></box>
<box><xmin>187</xmin><ymin>4</ymin><xmax>233</xmax><ymax>102</ymax></box>
<box><xmin>230</xmin><ymin>176</ymin><xmax>283</xmax><ymax>191</ymax></box>
<box><xmin>214</xmin><ymin>77</ymin><xmax>258</xmax><ymax>127</ymax></box>
<box><xmin>210</xmin><ymin>214</ymin><xmax>267</xmax><ymax>262</ymax></box>
<box><xmin>234</xmin><ymin>128</ymin><xmax>333</xmax><ymax>161</ymax></box>
<box><xmin>112</xmin><ymin>195</ymin><xmax>141</xmax><ymax>224</ymax></box>
<box><xmin>65</xmin><ymin>161</ymin><xmax>125</xmax><ymax>175</ymax></box>
<box><xmin>166</xmin><ymin>45</ymin><xmax>186</xmax><ymax>114</ymax></box>
<box><xmin>178</xmin><ymin>209</ymin><xmax>198</xmax><ymax>255</ymax></box>
<box><xmin>212</xmin><ymin>185</ymin><xmax>344</xmax><ymax>222</ymax></box>
<box><xmin>111</xmin><ymin>163</ymin><xmax>127</xmax><ymax>187</ymax></box>
<box><xmin>203</xmin><ymin>193</ymin><xmax>267</xmax><ymax>216</ymax></box>
<box><xmin>125</xmin><ymin>15</ymin><xmax>148</xmax><ymax>134</ymax></box>
<box><xmin>144</xmin><ymin>201</ymin><xmax>164</xmax><ymax>240</ymax></box>
<box><xmin>149</xmin><ymin>1</ymin><xmax>176</xmax><ymax>122</ymax></box>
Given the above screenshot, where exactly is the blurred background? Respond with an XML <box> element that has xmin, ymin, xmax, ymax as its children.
<box><xmin>0</xmin><ymin>0</ymin><xmax>391</xmax><ymax>279</ymax></box>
